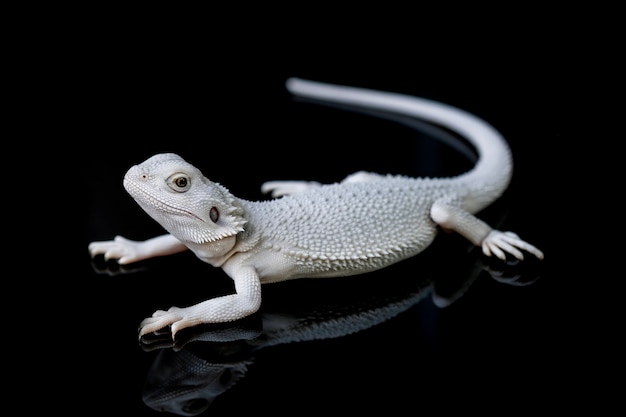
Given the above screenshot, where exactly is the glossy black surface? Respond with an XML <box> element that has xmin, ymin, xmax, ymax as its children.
<box><xmin>67</xmin><ymin>49</ymin><xmax>611</xmax><ymax>415</ymax></box>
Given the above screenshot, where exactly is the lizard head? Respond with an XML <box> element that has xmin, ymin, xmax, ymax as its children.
<box><xmin>123</xmin><ymin>153</ymin><xmax>247</xmax><ymax>245</ymax></box>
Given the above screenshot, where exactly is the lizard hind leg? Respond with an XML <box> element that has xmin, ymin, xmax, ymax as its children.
<box><xmin>430</xmin><ymin>200</ymin><xmax>544</xmax><ymax>261</ymax></box>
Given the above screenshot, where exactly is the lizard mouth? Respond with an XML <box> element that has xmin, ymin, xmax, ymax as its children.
<box><xmin>124</xmin><ymin>178</ymin><xmax>205</xmax><ymax>223</ymax></box>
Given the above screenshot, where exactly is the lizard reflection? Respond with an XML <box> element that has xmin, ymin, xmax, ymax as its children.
<box><xmin>139</xmin><ymin>241</ymin><xmax>540</xmax><ymax>416</ymax></box>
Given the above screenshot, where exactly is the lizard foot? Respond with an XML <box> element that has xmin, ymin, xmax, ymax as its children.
<box><xmin>482</xmin><ymin>230</ymin><xmax>544</xmax><ymax>261</ymax></box>
<box><xmin>88</xmin><ymin>235</ymin><xmax>144</xmax><ymax>265</ymax></box>
<box><xmin>260</xmin><ymin>180</ymin><xmax>322</xmax><ymax>198</ymax></box>
<box><xmin>139</xmin><ymin>307</ymin><xmax>197</xmax><ymax>340</ymax></box>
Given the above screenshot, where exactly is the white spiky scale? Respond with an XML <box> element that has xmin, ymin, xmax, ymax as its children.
<box><xmin>243</xmin><ymin>177</ymin><xmax>441</xmax><ymax>271</ymax></box>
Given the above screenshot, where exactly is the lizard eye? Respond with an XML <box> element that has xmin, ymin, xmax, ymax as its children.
<box><xmin>209</xmin><ymin>207</ymin><xmax>219</xmax><ymax>223</ymax></box>
<box><xmin>168</xmin><ymin>173</ymin><xmax>191</xmax><ymax>192</ymax></box>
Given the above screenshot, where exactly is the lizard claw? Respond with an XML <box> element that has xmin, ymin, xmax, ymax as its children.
<box><xmin>482</xmin><ymin>230</ymin><xmax>544</xmax><ymax>261</ymax></box>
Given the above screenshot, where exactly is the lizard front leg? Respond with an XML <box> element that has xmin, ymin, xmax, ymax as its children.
<box><xmin>260</xmin><ymin>180</ymin><xmax>323</xmax><ymax>198</ymax></box>
<box><xmin>340</xmin><ymin>170</ymin><xmax>388</xmax><ymax>183</ymax></box>
<box><xmin>138</xmin><ymin>264</ymin><xmax>263</xmax><ymax>339</ymax></box>
<box><xmin>260</xmin><ymin>171</ymin><xmax>386</xmax><ymax>198</ymax></box>
<box><xmin>430</xmin><ymin>200</ymin><xmax>544</xmax><ymax>261</ymax></box>
<box><xmin>88</xmin><ymin>234</ymin><xmax>188</xmax><ymax>264</ymax></box>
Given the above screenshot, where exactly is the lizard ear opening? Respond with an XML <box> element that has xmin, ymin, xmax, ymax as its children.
<box><xmin>209</xmin><ymin>207</ymin><xmax>219</xmax><ymax>223</ymax></box>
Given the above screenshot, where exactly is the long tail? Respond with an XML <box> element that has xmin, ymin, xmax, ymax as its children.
<box><xmin>285</xmin><ymin>77</ymin><xmax>513</xmax><ymax>213</ymax></box>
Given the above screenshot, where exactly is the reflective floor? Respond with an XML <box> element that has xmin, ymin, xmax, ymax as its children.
<box><xmin>73</xmin><ymin>63</ymin><xmax>610</xmax><ymax>415</ymax></box>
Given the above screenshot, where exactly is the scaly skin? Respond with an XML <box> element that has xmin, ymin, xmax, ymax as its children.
<box><xmin>88</xmin><ymin>78</ymin><xmax>544</xmax><ymax>339</ymax></box>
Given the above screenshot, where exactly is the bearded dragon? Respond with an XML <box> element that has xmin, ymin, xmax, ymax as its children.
<box><xmin>88</xmin><ymin>77</ymin><xmax>544</xmax><ymax>339</ymax></box>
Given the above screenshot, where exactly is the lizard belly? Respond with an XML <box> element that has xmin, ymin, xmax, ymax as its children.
<box><xmin>245</xmin><ymin>225</ymin><xmax>437</xmax><ymax>284</ymax></box>
<box><xmin>289</xmin><ymin>230</ymin><xmax>437</xmax><ymax>279</ymax></box>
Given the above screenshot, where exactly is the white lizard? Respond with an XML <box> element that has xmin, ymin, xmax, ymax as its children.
<box><xmin>88</xmin><ymin>77</ymin><xmax>544</xmax><ymax>339</ymax></box>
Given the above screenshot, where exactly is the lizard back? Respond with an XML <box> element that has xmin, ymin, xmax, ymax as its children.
<box><xmin>242</xmin><ymin>175</ymin><xmax>454</xmax><ymax>278</ymax></box>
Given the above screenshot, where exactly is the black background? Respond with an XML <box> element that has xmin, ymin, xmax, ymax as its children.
<box><xmin>20</xmin><ymin>13</ymin><xmax>618</xmax><ymax>416</ymax></box>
